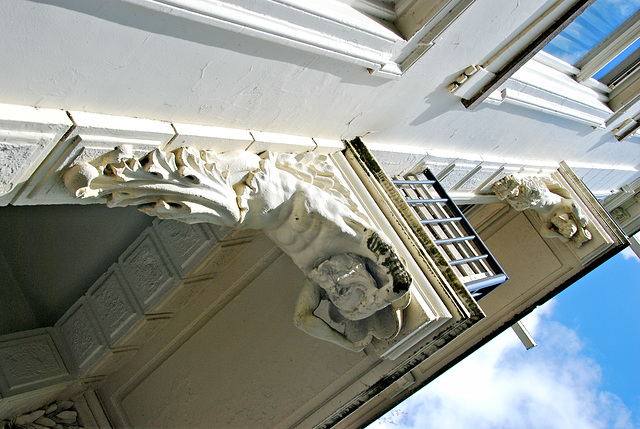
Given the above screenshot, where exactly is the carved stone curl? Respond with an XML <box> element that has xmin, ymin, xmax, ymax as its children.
<box><xmin>63</xmin><ymin>146</ymin><xmax>412</xmax><ymax>352</ymax></box>
<box><xmin>491</xmin><ymin>174</ymin><xmax>591</xmax><ymax>247</ymax></box>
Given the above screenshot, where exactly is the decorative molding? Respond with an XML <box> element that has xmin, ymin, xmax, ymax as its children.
<box><xmin>556</xmin><ymin>161</ymin><xmax>628</xmax><ymax>265</ymax></box>
<box><xmin>395</xmin><ymin>146</ymin><xmax>638</xmax><ymax>201</ymax></box>
<box><xmin>118</xmin><ymin>0</ymin><xmax>479</xmax><ymax>78</ymax></box>
<box><xmin>402</xmin><ymin>149</ymin><xmax>559</xmax><ymax>202</ymax></box>
<box><xmin>338</xmin><ymin>140</ymin><xmax>484</xmax><ymax>361</ymax></box>
<box><xmin>167</xmin><ymin>123</ymin><xmax>253</xmax><ymax>153</ymax></box>
<box><xmin>72</xmin><ymin>389</ymin><xmax>113</xmax><ymax>428</ymax></box>
<box><xmin>118</xmin><ymin>229</ymin><xmax>180</xmax><ymax>313</ymax></box>
<box><xmin>0</xmin><ymin>104</ymin><xmax>73</xmax><ymax>206</ymax></box>
<box><xmin>0</xmin><ymin>103</ymin><xmax>348</xmax><ymax>210</ymax></box>
<box><xmin>450</xmin><ymin>54</ymin><xmax>612</xmax><ymax>127</ymax></box>
<box><xmin>489</xmin><ymin>88</ymin><xmax>608</xmax><ymax>128</ymax></box>
<box><xmin>114</xmin><ymin>314</ymin><xmax>174</xmax><ymax>351</ymax></box>
<box><xmin>83</xmin><ymin>346</ymin><xmax>140</xmax><ymax>379</ymax></box>
<box><xmin>0</xmin><ymin>215</ymin><xmax>239</xmax><ymax>405</ymax></box>
<box><xmin>153</xmin><ymin>219</ymin><xmax>220</xmax><ymax>277</ymax></box>
<box><xmin>86</xmin><ymin>268</ymin><xmax>143</xmax><ymax>346</ymax></box>
<box><xmin>247</xmin><ymin>130</ymin><xmax>316</xmax><ymax>154</ymax></box>
<box><xmin>185</xmin><ymin>231</ymin><xmax>258</xmax><ymax>278</ymax></box>
<box><xmin>12</xmin><ymin>110</ymin><xmax>175</xmax><ymax>206</ymax></box>
<box><xmin>55</xmin><ymin>298</ymin><xmax>109</xmax><ymax>376</ymax></box>
<box><xmin>0</xmin><ymin>329</ymin><xmax>70</xmax><ymax>397</ymax></box>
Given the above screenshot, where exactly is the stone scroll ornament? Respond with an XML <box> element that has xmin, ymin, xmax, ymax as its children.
<box><xmin>491</xmin><ymin>174</ymin><xmax>591</xmax><ymax>247</ymax></box>
<box><xmin>63</xmin><ymin>146</ymin><xmax>412</xmax><ymax>352</ymax></box>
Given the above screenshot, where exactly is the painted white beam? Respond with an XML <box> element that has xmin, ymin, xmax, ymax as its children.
<box><xmin>511</xmin><ymin>320</ymin><xmax>537</xmax><ymax>350</ymax></box>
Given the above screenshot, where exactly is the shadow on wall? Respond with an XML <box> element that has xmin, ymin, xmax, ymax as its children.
<box><xmin>27</xmin><ymin>0</ymin><xmax>391</xmax><ymax>87</ymax></box>
<box><xmin>0</xmin><ymin>204</ymin><xmax>153</xmax><ymax>330</ymax></box>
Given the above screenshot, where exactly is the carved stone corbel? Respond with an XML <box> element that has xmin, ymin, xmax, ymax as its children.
<box><xmin>491</xmin><ymin>174</ymin><xmax>592</xmax><ymax>247</ymax></box>
<box><xmin>63</xmin><ymin>146</ymin><xmax>412</xmax><ymax>352</ymax></box>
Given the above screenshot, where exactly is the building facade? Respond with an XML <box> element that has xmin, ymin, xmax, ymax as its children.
<box><xmin>0</xmin><ymin>0</ymin><xmax>638</xmax><ymax>427</ymax></box>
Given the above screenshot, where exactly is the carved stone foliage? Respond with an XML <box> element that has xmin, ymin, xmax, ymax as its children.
<box><xmin>12</xmin><ymin>110</ymin><xmax>174</xmax><ymax>207</ymax></box>
<box><xmin>64</xmin><ymin>146</ymin><xmax>413</xmax><ymax>352</ymax></box>
<box><xmin>2</xmin><ymin>400</ymin><xmax>82</xmax><ymax>428</ymax></box>
<box><xmin>492</xmin><ymin>174</ymin><xmax>592</xmax><ymax>247</ymax></box>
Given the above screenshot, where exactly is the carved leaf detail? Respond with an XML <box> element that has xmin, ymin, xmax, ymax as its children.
<box><xmin>88</xmin><ymin>147</ymin><xmax>241</xmax><ymax>226</ymax></box>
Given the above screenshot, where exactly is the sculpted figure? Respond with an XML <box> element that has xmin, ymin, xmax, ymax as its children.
<box><xmin>64</xmin><ymin>146</ymin><xmax>411</xmax><ymax>352</ymax></box>
<box><xmin>491</xmin><ymin>174</ymin><xmax>591</xmax><ymax>247</ymax></box>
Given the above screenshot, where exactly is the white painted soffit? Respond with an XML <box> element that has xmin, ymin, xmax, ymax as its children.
<box><xmin>367</xmin><ymin>142</ymin><xmax>640</xmax><ymax>201</ymax></box>
<box><xmin>121</xmin><ymin>0</ymin><xmax>480</xmax><ymax>78</ymax></box>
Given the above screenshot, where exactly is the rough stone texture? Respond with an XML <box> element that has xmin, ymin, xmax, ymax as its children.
<box><xmin>0</xmin><ymin>143</ymin><xmax>35</xmax><ymax>194</ymax></box>
<box><xmin>0</xmin><ymin>104</ymin><xmax>73</xmax><ymax>206</ymax></box>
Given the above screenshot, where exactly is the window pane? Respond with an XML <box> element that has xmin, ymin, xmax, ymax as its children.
<box><xmin>594</xmin><ymin>37</ymin><xmax>640</xmax><ymax>81</ymax></box>
<box><xmin>542</xmin><ymin>0</ymin><xmax>640</xmax><ymax>65</ymax></box>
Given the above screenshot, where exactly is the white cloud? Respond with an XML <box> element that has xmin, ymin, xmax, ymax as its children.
<box><xmin>620</xmin><ymin>247</ymin><xmax>639</xmax><ymax>262</ymax></box>
<box><xmin>371</xmin><ymin>302</ymin><xmax>636</xmax><ymax>429</ymax></box>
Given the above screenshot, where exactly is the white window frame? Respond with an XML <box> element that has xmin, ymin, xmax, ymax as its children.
<box><xmin>123</xmin><ymin>0</ymin><xmax>477</xmax><ymax>78</ymax></box>
<box><xmin>449</xmin><ymin>3</ymin><xmax>640</xmax><ymax>141</ymax></box>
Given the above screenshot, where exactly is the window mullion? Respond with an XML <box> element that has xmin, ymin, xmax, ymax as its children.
<box><xmin>608</xmin><ymin>66</ymin><xmax>640</xmax><ymax>111</ymax></box>
<box><xmin>575</xmin><ymin>10</ymin><xmax>640</xmax><ymax>82</ymax></box>
<box><xmin>600</xmin><ymin>46</ymin><xmax>640</xmax><ymax>87</ymax></box>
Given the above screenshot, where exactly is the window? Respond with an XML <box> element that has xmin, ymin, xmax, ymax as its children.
<box><xmin>541</xmin><ymin>0</ymin><xmax>640</xmax><ymax>138</ymax></box>
<box><xmin>450</xmin><ymin>0</ymin><xmax>640</xmax><ymax>140</ymax></box>
<box><xmin>130</xmin><ymin>0</ymin><xmax>479</xmax><ymax>77</ymax></box>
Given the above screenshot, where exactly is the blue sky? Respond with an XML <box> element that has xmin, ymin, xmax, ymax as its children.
<box><xmin>370</xmin><ymin>245</ymin><xmax>640</xmax><ymax>429</ymax></box>
<box><xmin>370</xmin><ymin>1</ymin><xmax>640</xmax><ymax>426</ymax></box>
<box><xmin>543</xmin><ymin>0</ymin><xmax>640</xmax><ymax>65</ymax></box>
